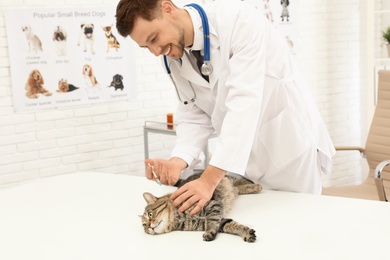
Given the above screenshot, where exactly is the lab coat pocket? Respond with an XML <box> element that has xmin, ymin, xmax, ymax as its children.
<box><xmin>259</xmin><ymin>108</ymin><xmax>310</xmax><ymax>169</ymax></box>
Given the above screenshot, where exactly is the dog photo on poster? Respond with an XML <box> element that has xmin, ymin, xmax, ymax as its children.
<box><xmin>5</xmin><ymin>6</ymin><xmax>137</xmax><ymax>112</ymax></box>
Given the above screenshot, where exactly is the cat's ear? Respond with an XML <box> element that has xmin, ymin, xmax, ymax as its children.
<box><xmin>143</xmin><ymin>192</ymin><xmax>157</xmax><ymax>204</ymax></box>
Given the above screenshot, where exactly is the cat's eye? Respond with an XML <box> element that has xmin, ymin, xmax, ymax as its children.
<box><xmin>148</xmin><ymin>212</ymin><xmax>153</xmax><ymax>218</ymax></box>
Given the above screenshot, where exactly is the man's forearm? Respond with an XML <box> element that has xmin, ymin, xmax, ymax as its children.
<box><xmin>199</xmin><ymin>165</ymin><xmax>226</xmax><ymax>190</ymax></box>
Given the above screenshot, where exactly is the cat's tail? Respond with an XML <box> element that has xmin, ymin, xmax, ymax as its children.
<box><xmin>237</xmin><ymin>183</ymin><xmax>262</xmax><ymax>195</ymax></box>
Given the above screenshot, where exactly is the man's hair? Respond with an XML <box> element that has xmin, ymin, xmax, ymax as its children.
<box><xmin>115</xmin><ymin>0</ymin><xmax>167</xmax><ymax>37</ymax></box>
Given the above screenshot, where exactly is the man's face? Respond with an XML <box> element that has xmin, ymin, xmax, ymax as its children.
<box><xmin>130</xmin><ymin>15</ymin><xmax>185</xmax><ymax>60</ymax></box>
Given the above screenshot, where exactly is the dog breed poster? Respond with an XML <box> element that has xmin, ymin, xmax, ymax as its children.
<box><xmin>204</xmin><ymin>0</ymin><xmax>297</xmax><ymax>54</ymax></box>
<box><xmin>5</xmin><ymin>6</ymin><xmax>137</xmax><ymax>112</ymax></box>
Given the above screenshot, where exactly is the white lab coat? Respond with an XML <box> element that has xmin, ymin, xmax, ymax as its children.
<box><xmin>166</xmin><ymin>0</ymin><xmax>335</xmax><ymax>193</ymax></box>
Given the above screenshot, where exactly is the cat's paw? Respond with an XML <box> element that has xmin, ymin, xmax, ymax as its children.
<box><xmin>244</xmin><ymin>229</ymin><xmax>256</xmax><ymax>243</ymax></box>
<box><xmin>203</xmin><ymin>231</ymin><xmax>217</xmax><ymax>242</ymax></box>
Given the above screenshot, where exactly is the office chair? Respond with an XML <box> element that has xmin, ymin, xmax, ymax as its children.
<box><xmin>322</xmin><ymin>70</ymin><xmax>390</xmax><ymax>202</ymax></box>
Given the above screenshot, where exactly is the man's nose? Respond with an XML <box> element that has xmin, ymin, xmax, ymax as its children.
<box><xmin>149</xmin><ymin>45</ymin><xmax>163</xmax><ymax>57</ymax></box>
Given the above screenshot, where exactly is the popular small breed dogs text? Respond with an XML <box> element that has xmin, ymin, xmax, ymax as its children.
<box><xmin>25</xmin><ymin>70</ymin><xmax>52</xmax><ymax>98</ymax></box>
<box><xmin>102</xmin><ymin>25</ymin><xmax>120</xmax><ymax>52</ymax></box>
<box><xmin>22</xmin><ymin>26</ymin><xmax>43</xmax><ymax>53</ymax></box>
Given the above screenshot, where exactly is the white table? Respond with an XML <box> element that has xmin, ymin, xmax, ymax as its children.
<box><xmin>0</xmin><ymin>172</ymin><xmax>389</xmax><ymax>260</ymax></box>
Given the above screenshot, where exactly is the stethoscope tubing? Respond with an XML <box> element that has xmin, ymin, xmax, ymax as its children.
<box><xmin>163</xmin><ymin>54</ymin><xmax>171</xmax><ymax>74</ymax></box>
<box><xmin>186</xmin><ymin>3</ymin><xmax>210</xmax><ymax>63</ymax></box>
<box><xmin>165</xmin><ymin>58</ymin><xmax>197</xmax><ymax>105</ymax></box>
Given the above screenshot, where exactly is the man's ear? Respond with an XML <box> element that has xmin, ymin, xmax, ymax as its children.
<box><xmin>161</xmin><ymin>1</ymin><xmax>175</xmax><ymax>15</ymax></box>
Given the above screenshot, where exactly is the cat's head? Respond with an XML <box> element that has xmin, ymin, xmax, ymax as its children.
<box><xmin>140</xmin><ymin>192</ymin><xmax>173</xmax><ymax>235</ymax></box>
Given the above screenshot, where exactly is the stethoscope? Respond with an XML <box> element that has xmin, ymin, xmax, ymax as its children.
<box><xmin>163</xmin><ymin>3</ymin><xmax>213</xmax><ymax>105</ymax></box>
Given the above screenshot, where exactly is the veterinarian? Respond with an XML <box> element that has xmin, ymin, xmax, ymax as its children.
<box><xmin>115</xmin><ymin>0</ymin><xmax>335</xmax><ymax>215</ymax></box>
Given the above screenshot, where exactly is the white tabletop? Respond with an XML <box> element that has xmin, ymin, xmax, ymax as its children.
<box><xmin>0</xmin><ymin>172</ymin><xmax>389</xmax><ymax>260</ymax></box>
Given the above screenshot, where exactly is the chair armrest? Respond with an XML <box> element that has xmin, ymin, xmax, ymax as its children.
<box><xmin>374</xmin><ymin>160</ymin><xmax>390</xmax><ymax>202</ymax></box>
<box><xmin>335</xmin><ymin>146</ymin><xmax>365</xmax><ymax>157</ymax></box>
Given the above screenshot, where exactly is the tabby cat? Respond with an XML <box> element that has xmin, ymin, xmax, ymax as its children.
<box><xmin>140</xmin><ymin>173</ymin><xmax>262</xmax><ymax>242</ymax></box>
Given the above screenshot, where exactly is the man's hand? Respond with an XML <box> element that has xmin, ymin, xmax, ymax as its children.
<box><xmin>170</xmin><ymin>165</ymin><xmax>226</xmax><ymax>215</ymax></box>
<box><xmin>144</xmin><ymin>157</ymin><xmax>187</xmax><ymax>186</ymax></box>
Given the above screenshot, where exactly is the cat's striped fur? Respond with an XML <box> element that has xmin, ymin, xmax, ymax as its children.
<box><xmin>140</xmin><ymin>173</ymin><xmax>262</xmax><ymax>242</ymax></box>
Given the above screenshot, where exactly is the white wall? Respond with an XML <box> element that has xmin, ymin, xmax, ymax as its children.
<box><xmin>0</xmin><ymin>0</ymin><xmax>367</xmax><ymax>189</ymax></box>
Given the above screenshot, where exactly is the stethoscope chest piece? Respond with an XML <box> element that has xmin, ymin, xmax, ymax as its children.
<box><xmin>201</xmin><ymin>62</ymin><xmax>213</xmax><ymax>76</ymax></box>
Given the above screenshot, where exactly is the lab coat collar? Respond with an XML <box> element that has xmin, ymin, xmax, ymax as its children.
<box><xmin>184</xmin><ymin>5</ymin><xmax>203</xmax><ymax>52</ymax></box>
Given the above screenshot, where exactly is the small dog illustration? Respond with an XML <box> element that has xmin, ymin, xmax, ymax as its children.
<box><xmin>102</xmin><ymin>25</ymin><xmax>120</xmax><ymax>52</ymax></box>
<box><xmin>57</xmin><ymin>78</ymin><xmax>79</xmax><ymax>93</ymax></box>
<box><xmin>285</xmin><ymin>36</ymin><xmax>295</xmax><ymax>55</ymax></box>
<box><xmin>108</xmin><ymin>74</ymin><xmax>124</xmax><ymax>91</ymax></box>
<box><xmin>25</xmin><ymin>70</ymin><xmax>52</xmax><ymax>99</ymax></box>
<box><xmin>281</xmin><ymin>0</ymin><xmax>290</xmax><ymax>22</ymax></box>
<box><xmin>53</xmin><ymin>25</ymin><xmax>67</xmax><ymax>56</ymax></box>
<box><xmin>264</xmin><ymin>0</ymin><xmax>274</xmax><ymax>22</ymax></box>
<box><xmin>77</xmin><ymin>23</ymin><xmax>95</xmax><ymax>54</ymax></box>
<box><xmin>82</xmin><ymin>64</ymin><xmax>99</xmax><ymax>92</ymax></box>
<box><xmin>286</xmin><ymin>36</ymin><xmax>294</xmax><ymax>49</ymax></box>
<box><xmin>22</xmin><ymin>26</ymin><xmax>43</xmax><ymax>53</ymax></box>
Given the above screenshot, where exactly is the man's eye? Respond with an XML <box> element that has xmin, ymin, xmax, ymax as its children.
<box><xmin>151</xmin><ymin>36</ymin><xmax>157</xmax><ymax>43</ymax></box>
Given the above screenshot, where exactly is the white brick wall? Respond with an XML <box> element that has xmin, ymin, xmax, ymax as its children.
<box><xmin>0</xmin><ymin>0</ymin><xmax>369</xmax><ymax>189</ymax></box>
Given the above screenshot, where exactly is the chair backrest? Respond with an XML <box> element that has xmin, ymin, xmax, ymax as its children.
<box><xmin>365</xmin><ymin>70</ymin><xmax>390</xmax><ymax>196</ymax></box>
